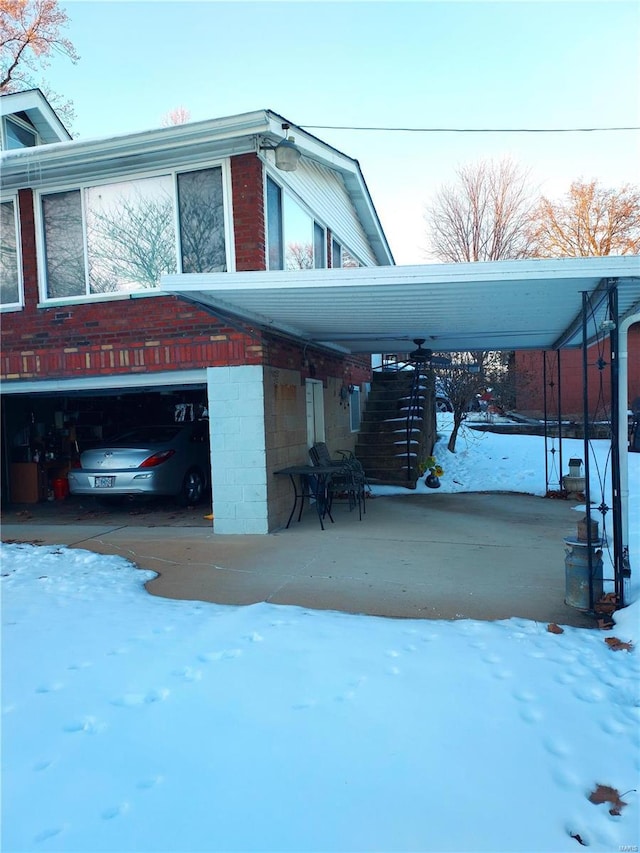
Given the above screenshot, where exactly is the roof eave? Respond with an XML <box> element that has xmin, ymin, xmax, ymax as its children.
<box><xmin>0</xmin><ymin>88</ymin><xmax>72</xmax><ymax>143</ymax></box>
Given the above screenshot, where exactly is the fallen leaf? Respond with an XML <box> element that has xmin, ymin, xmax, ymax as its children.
<box><xmin>588</xmin><ymin>784</ymin><xmax>628</xmax><ymax>815</ymax></box>
<box><xmin>605</xmin><ymin>637</ymin><xmax>634</xmax><ymax>652</ymax></box>
<box><xmin>594</xmin><ymin>593</ymin><xmax>619</xmax><ymax>615</ymax></box>
<box><xmin>547</xmin><ymin>623</ymin><xmax>564</xmax><ymax>634</ymax></box>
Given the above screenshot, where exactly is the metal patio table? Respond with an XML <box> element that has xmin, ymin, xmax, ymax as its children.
<box><xmin>274</xmin><ymin>462</ymin><xmax>348</xmax><ymax>530</ymax></box>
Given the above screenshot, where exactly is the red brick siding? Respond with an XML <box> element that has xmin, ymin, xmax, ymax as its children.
<box><xmin>2</xmin><ymin>160</ymin><xmax>369</xmax><ymax>387</ymax></box>
<box><xmin>515</xmin><ymin>325</ymin><xmax>640</xmax><ymax>418</ymax></box>
<box><xmin>1</xmin><ymin>291</ymin><xmax>264</xmax><ymax>379</ymax></box>
<box><xmin>231</xmin><ymin>154</ymin><xmax>266</xmax><ymax>271</ymax></box>
<box><xmin>18</xmin><ymin>189</ymin><xmax>38</xmax><ymax>306</ymax></box>
<box><xmin>263</xmin><ymin>336</ymin><xmax>371</xmax><ymax>386</ymax></box>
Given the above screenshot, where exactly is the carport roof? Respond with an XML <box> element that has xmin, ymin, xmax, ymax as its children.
<box><xmin>161</xmin><ymin>255</ymin><xmax>640</xmax><ymax>355</ymax></box>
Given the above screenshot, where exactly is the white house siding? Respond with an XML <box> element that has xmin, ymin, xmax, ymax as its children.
<box><xmin>279</xmin><ymin>159</ymin><xmax>378</xmax><ymax>266</ymax></box>
<box><xmin>207</xmin><ymin>365</ymin><xmax>268</xmax><ymax>534</ymax></box>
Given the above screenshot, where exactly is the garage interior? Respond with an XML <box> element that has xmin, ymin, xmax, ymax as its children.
<box><xmin>1</xmin><ymin>386</ymin><xmax>209</xmax><ymax>506</ymax></box>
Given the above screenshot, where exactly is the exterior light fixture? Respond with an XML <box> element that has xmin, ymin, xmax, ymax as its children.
<box><xmin>260</xmin><ymin>124</ymin><xmax>302</xmax><ymax>172</ymax></box>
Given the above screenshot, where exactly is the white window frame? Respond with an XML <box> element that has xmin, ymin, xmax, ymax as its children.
<box><xmin>2</xmin><ymin>115</ymin><xmax>39</xmax><ymax>150</ymax></box>
<box><xmin>34</xmin><ymin>159</ymin><xmax>234</xmax><ymax>306</ymax></box>
<box><xmin>0</xmin><ymin>194</ymin><xmax>24</xmax><ymax>311</ymax></box>
<box><xmin>265</xmin><ymin>175</ymin><xmax>283</xmax><ymax>270</ymax></box>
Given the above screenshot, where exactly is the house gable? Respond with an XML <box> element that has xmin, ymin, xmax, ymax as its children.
<box><xmin>0</xmin><ymin>89</ymin><xmax>72</xmax><ymax>149</ymax></box>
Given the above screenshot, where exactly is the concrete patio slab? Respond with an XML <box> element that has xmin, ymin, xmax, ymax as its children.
<box><xmin>1</xmin><ymin>491</ymin><xmax>598</xmax><ymax>628</ymax></box>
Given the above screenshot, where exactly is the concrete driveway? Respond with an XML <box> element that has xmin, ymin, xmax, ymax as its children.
<box><xmin>1</xmin><ymin>491</ymin><xmax>598</xmax><ymax>628</ymax></box>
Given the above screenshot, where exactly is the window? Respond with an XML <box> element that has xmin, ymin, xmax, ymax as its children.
<box><xmin>0</xmin><ymin>199</ymin><xmax>22</xmax><ymax>307</ymax></box>
<box><xmin>4</xmin><ymin>117</ymin><xmax>37</xmax><ymax>150</ymax></box>
<box><xmin>178</xmin><ymin>167</ymin><xmax>226</xmax><ymax>273</ymax></box>
<box><xmin>341</xmin><ymin>247</ymin><xmax>361</xmax><ymax>268</ymax></box>
<box><xmin>42</xmin><ymin>190</ymin><xmax>85</xmax><ymax>298</ymax></box>
<box><xmin>314</xmin><ymin>222</ymin><xmax>326</xmax><ymax>269</ymax></box>
<box><xmin>266</xmin><ymin>177</ymin><xmax>327</xmax><ymax>271</ymax></box>
<box><xmin>349</xmin><ymin>387</ymin><xmax>361</xmax><ymax>432</ymax></box>
<box><xmin>331</xmin><ymin>238</ymin><xmax>342</xmax><ymax>268</ymax></box>
<box><xmin>266</xmin><ymin>177</ymin><xmax>283</xmax><ymax>270</ymax></box>
<box><xmin>331</xmin><ymin>239</ymin><xmax>361</xmax><ymax>269</ymax></box>
<box><xmin>39</xmin><ymin>166</ymin><xmax>227</xmax><ymax>299</ymax></box>
<box><xmin>283</xmin><ymin>194</ymin><xmax>313</xmax><ymax>270</ymax></box>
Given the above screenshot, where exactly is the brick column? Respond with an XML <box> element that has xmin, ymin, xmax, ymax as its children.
<box><xmin>230</xmin><ymin>154</ymin><xmax>266</xmax><ymax>271</ymax></box>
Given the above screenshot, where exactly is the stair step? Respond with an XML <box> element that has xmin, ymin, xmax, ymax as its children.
<box><xmin>357</xmin><ymin>370</ymin><xmax>435</xmax><ymax>486</ymax></box>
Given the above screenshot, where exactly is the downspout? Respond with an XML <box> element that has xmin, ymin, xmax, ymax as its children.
<box><xmin>581</xmin><ymin>292</ymin><xmax>594</xmax><ymax>610</ymax></box>
<box><xmin>617</xmin><ymin>311</ymin><xmax>640</xmax><ymax>595</ymax></box>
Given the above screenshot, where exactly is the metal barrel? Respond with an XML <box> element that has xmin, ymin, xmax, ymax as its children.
<box><xmin>564</xmin><ymin>543</ymin><xmax>603</xmax><ymax>611</ymax></box>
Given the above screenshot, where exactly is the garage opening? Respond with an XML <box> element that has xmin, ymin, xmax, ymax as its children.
<box><xmin>1</xmin><ymin>384</ymin><xmax>211</xmax><ymax>512</ymax></box>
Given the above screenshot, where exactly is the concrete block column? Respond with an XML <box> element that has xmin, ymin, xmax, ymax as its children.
<box><xmin>207</xmin><ymin>365</ymin><xmax>268</xmax><ymax>534</ymax></box>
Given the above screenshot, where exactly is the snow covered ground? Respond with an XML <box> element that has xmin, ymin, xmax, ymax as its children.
<box><xmin>2</xmin><ymin>418</ymin><xmax>639</xmax><ymax>853</ymax></box>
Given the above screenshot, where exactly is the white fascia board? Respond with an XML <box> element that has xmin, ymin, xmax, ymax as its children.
<box><xmin>264</xmin><ymin>112</ymin><xmax>357</xmax><ymax>173</ymax></box>
<box><xmin>263</xmin><ymin>112</ymin><xmax>394</xmax><ymax>265</ymax></box>
<box><xmin>0</xmin><ymin>109</ymin><xmax>274</xmax><ymax>188</ymax></box>
<box><xmin>1</xmin><ymin>369</ymin><xmax>208</xmax><ymax>396</ymax></box>
<box><xmin>163</xmin><ymin>254</ymin><xmax>640</xmax><ymax>292</ymax></box>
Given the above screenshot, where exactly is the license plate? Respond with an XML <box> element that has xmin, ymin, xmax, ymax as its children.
<box><xmin>94</xmin><ymin>476</ymin><xmax>115</xmax><ymax>488</ymax></box>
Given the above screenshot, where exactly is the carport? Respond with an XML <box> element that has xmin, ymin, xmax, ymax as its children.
<box><xmin>162</xmin><ymin>254</ymin><xmax>640</xmax><ymax>607</ymax></box>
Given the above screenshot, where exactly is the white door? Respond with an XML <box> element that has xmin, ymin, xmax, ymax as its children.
<box><xmin>305</xmin><ymin>379</ymin><xmax>325</xmax><ymax>448</ymax></box>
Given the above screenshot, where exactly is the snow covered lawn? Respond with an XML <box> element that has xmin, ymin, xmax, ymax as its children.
<box><xmin>2</xmin><ymin>424</ymin><xmax>639</xmax><ymax>852</ymax></box>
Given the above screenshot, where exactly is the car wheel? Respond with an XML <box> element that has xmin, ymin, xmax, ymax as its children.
<box><xmin>177</xmin><ymin>468</ymin><xmax>205</xmax><ymax>507</ymax></box>
<box><xmin>436</xmin><ymin>398</ymin><xmax>453</xmax><ymax>413</ymax></box>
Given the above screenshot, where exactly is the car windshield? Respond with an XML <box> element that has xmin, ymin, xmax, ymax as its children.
<box><xmin>110</xmin><ymin>426</ymin><xmax>184</xmax><ymax>445</ymax></box>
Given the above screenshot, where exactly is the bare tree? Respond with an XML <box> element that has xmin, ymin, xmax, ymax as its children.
<box><xmin>422</xmin><ymin>158</ymin><xmax>535</xmax><ymax>450</ymax></box>
<box><xmin>434</xmin><ymin>353</ymin><xmax>491</xmax><ymax>453</ymax></box>
<box><xmin>161</xmin><ymin>106</ymin><xmax>191</xmax><ymax>127</ymax></box>
<box><xmin>528</xmin><ymin>180</ymin><xmax>640</xmax><ymax>257</ymax></box>
<box><xmin>87</xmin><ymin>194</ymin><xmax>177</xmax><ymax>291</ymax></box>
<box><xmin>425</xmin><ymin>157</ymin><xmax>536</xmax><ymax>262</ymax></box>
<box><xmin>178</xmin><ymin>168</ymin><xmax>227</xmax><ymax>273</ymax></box>
<box><xmin>1</xmin><ymin>0</ymin><xmax>79</xmax><ymax>124</ymax></box>
<box><xmin>0</xmin><ymin>200</ymin><xmax>19</xmax><ymax>302</ymax></box>
<box><xmin>286</xmin><ymin>241</ymin><xmax>313</xmax><ymax>270</ymax></box>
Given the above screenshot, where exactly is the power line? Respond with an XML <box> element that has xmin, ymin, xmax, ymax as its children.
<box><xmin>300</xmin><ymin>124</ymin><xmax>640</xmax><ymax>134</ymax></box>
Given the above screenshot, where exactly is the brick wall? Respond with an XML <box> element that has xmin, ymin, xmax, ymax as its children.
<box><xmin>2</xmin><ymin>155</ymin><xmax>372</xmax><ymax>390</ymax></box>
<box><xmin>1</xmin><ymin>291</ymin><xmax>265</xmax><ymax>380</ymax></box>
<box><xmin>1</xmin><ymin>156</ymin><xmax>271</xmax><ymax>383</ymax></box>
<box><xmin>231</xmin><ymin>154</ymin><xmax>266</xmax><ymax>272</ymax></box>
<box><xmin>262</xmin><ymin>335</ymin><xmax>370</xmax><ymax>386</ymax></box>
<box><xmin>515</xmin><ymin>325</ymin><xmax>640</xmax><ymax>419</ymax></box>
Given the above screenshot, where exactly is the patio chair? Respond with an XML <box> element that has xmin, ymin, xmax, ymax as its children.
<box><xmin>310</xmin><ymin>442</ymin><xmax>368</xmax><ymax>519</ymax></box>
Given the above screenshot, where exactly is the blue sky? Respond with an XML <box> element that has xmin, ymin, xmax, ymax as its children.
<box><xmin>45</xmin><ymin>0</ymin><xmax>640</xmax><ymax>263</ymax></box>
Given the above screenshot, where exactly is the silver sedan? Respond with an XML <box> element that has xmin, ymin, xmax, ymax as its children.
<box><xmin>68</xmin><ymin>421</ymin><xmax>210</xmax><ymax>506</ymax></box>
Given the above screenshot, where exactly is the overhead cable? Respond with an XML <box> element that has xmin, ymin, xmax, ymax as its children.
<box><xmin>300</xmin><ymin>124</ymin><xmax>639</xmax><ymax>134</ymax></box>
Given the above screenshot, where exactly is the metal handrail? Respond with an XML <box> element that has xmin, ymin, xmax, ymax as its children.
<box><xmin>373</xmin><ymin>357</ymin><xmax>426</xmax><ymax>483</ymax></box>
<box><xmin>405</xmin><ymin>367</ymin><xmax>423</xmax><ymax>482</ymax></box>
